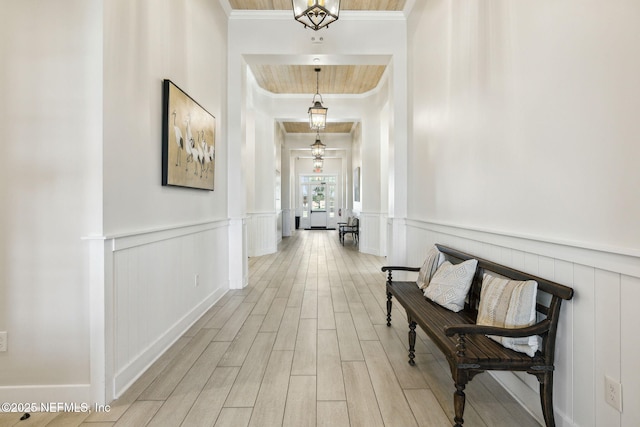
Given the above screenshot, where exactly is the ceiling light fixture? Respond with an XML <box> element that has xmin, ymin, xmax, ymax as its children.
<box><xmin>310</xmin><ymin>132</ymin><xmax>326</xmax><ymax>157</ymax></box>
<box><xmin>292</xmin><ymin>0</ymin><xmax>340</xmax><ymax>31</ymax></box>
<box><xmin>313</xmin><ymin>155</ymin><xmax>324</xmax><ymax>171</ymax></box>
<box><xmin>308</xmin><ymin>68</ymin><xmax>327</xmax><ymax>130</ymax></box>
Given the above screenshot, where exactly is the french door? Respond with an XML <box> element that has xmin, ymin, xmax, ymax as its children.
<box><xmin>300</xmin><ymin>175</ymin><xmax>337</xmax><ymax>229</ymax></box>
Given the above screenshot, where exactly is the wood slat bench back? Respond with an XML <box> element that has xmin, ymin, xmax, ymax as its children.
<box><xmin>435</xmin><ymin>244</ymin><xmax>574</xmax><ymax>361</ymax></box>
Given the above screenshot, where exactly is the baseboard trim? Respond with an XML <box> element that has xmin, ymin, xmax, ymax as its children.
<box><xmin>112</xmin><ymin>286</ymin><xmax>227</xmax><ymax>399</ymax></box>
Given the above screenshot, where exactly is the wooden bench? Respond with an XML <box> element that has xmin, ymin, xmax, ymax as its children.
<box><xmin>382</xmin><ymin>244</ymin><xmax>574</xmax><ymax>427</ymax></box>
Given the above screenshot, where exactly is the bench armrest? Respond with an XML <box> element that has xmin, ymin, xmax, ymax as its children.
<box><xmin>381</xmin><ymin>266</ymin><xmax>421</xmax><ymax>282</ymax></box>
<box><xmin>381</xmin><ymin>266</ymin><xmax>421</xmax><ymax>273</ymax></box>
<box><xmin>444</xmin><ymin>319</ymin><xmax>552</xmax><ymax>338</ymax></box>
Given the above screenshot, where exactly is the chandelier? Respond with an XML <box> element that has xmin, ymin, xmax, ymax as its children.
<box><xmin>310</xmin><ymin>132</ymin><xmax>326</xmax><ymax>157</ymax></box>
<box><xmin>308</xmin><ymin>68</ymin><xmax>327</xmax><ymax>130</ymax></box>
<box><xmin>313</xmin><ymin>156</ymin><xmax>324</xmax><ymax>170</ymax></box>
<box><xmin>311</xmin><ymin>132</ymin><xmax>325</xmax><ymax>172</ymax></box>
<box><xmin>292</xmin><ymin>0</ymin><xmax>340</xmax><ymax>31</ymax></box>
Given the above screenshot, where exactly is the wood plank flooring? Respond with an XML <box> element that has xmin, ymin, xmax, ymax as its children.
<box><xmin>0</xmin><ymin>230</ymin><xmax>542</xmax><ymax>427</ymax></box>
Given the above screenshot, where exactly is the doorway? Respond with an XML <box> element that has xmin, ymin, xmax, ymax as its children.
<box><xmin>299</xmin><ymin>175</ymin><xmax>337</xmax><ymax>229</ymax></box>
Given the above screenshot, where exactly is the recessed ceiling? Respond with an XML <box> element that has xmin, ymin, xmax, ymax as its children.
<box><xmin>249</xmin><ymin>64</ymin><xmax>386</xmax><ymax>95</ymax></box>
<box><xmin>228</xmin><ymin>0</ymin><xmax>406</xmax><ymax>11</ymax></box>
<box><xmin>282</xmin><ymin>121</ymin><xmax>355</xmax><ymax>134</ymax></box>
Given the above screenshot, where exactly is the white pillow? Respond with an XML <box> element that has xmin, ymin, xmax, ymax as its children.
<box><xmin>416</xmin><ymin>247</ymin><xmax>445</xmax><ymax>289</ymax></box>
<box><xmin>424</xmin><ymin>259</ymin><xmax>478</xmax><ymax>312</ymax></box>
<box><xmin>476</xmin><ymin>274</ymin><xmax>539</xmax><ymax>357</ymax></box>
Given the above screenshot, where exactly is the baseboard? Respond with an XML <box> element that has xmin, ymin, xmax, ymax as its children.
<box><xmin>112</xmin><ymin>286</ymin><xmax>227</xmax><ymax>398</ymax></box>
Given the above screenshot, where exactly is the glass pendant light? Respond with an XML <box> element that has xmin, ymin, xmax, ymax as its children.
<box><xmin>308</xmin><ymin>68</ymin><xmax>327</xmax><ymax>130</ymax></box>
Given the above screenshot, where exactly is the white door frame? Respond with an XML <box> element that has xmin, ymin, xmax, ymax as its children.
<box><xmin>298</xmin><ymin>174</ymin><xmax>338</xmax><ymax>229</ymax></box>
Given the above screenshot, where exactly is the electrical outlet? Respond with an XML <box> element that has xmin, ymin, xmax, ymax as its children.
<box><xmin>605</xmin><ymin>375</ymin><xmax>622</xmax><ymax>412</ymax></box>
<box><xmin>0</xmin><ymin>331</ymin><xmax>7</xmax><ymax>352</ymax></box>
<box><xmin>194</xmin><ymin>274</ymin><xmax>200</xmax><ymax>287</ymax></box>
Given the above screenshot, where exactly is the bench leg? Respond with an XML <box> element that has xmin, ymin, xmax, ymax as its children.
<box><xmin>407</xmin><ymin>319</ymin><xmax>416</xmax><ymax>366</ymax></box>
<box><xmin>386</xmin><ymin>291</ymin><xmax>392</xmax><ymax>326</ymax></box>
<box><xmin>539</xmin><ymin>372</ymin><xmax>556</xmax><ymax>427</ymax></box>
<box><xmin>453</xmin><ymin>383</ymin><xmax>466</xmax><ymax>427</ymax></box>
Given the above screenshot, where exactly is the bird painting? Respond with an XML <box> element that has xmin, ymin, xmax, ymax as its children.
<box><xmin>201</xmin><ymin>130</ymin><xmax>215</xmax><ymax>179</ymax></box>
<box><xmin>194</xmin><ymin>130</ymin><xmax>205</xmax><ymax>177</ymax></box>
<box><xmin>172</xmin><ymin>110</ymin><xmax>184</xmax><ymax>166</ymax></box>
<box><xmin>185</xmin><ymin>114</ymin><xmax>195</xmax><ymax>171</ymax></box>
<box><xmin>162</xmin><ymin>80</ymin><xmax>216</xmax><ymax>190</ymax></box>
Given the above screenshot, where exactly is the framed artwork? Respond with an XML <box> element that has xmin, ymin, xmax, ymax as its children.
<box><xmin>353</xmin><ymin>167</ymin><xmax>360</xmax><ymax>202</ymax></box>
<box><xmin>162</xmin><ymin>79</ymin><xmax>216</xmax><ymax>190</ymax></box>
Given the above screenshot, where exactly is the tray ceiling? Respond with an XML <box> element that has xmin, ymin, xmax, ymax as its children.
<box><xmin>282</xmin><ymin>121</ymin><xmax>355</xmax><ymax>134</ymax></box>
<box><xmin>228</xmin><ymin>0</ymin><xmax>405</xmax><ymax>11</ymax></box>
<box><xmin>249</xmin><ymin>64</ymin><xmax>386</xmax><ymax>95</ymax></box>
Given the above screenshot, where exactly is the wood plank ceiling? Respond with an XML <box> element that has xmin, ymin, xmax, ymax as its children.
<box><xmin>228</xmin><ymin>0</ymin><xmax>405</xmax><ymax>11</ymax></box>
<box><xmin>249</xmin><ymin>64</ymin><xmax>386</xmax><ymax>95</ymax></box>
<box><xmin>283</xmin><ymin>121</ymin><xmax>355</xmax><ymax>134</ymax></box>
<box><xmin>229</xmin><ymin>0</ymin><xmax>405</xmax><ymax>133</ymax></box>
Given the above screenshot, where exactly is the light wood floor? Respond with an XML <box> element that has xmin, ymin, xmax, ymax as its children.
<box><xmin>0</xmin><ymin>230</ymin><xmax>542</xmax><ymax>427</ymax></box>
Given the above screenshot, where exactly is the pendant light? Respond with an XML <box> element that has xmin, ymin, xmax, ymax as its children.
<box><xmin>313</xmin><ymin>155</ymin><xmax>324</xmax><ymax>171</ymax></box>
<box><xmin>292</xmin><ymin>0</ymin><xmax>340</xmax><ymax>31</ymax></box>
<box><xmin>310</xmin><ymin>132</ymin><xmax>326</xmax><ymax>158</ymax></box>
<box><xmin>313</xmin><ymin>156</ymin><xmax>324</xmax><ymax>169</ymax></box>
<box><xmin>308</xmin><ymin>68</ymin><xmax>327</xmax><ymax>130</ymax></box>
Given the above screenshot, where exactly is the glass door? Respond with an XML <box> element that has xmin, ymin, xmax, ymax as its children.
<box><xmin>300</xmin><ymin>183</ymin><xmax>310</xmax><ymax>229</ymax></box>
<box><xmin>310</xmin><ymin>183</ymin><xmax>327</xmax><ymax>228</ymax></box>
<box><xmin>300</xmin><ymin>175</ymin><xmax>337</xmax><ymax>229</ymax></box>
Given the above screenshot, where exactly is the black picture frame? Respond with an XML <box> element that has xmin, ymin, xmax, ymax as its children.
<box><xmin>162</xmin><ymin>79</ymin><xmax>216</xmax><ymax>190</ymax></box>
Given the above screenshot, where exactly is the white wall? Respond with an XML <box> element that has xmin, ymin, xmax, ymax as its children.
<box><xmin>97</xmin><ymin>0</ymin><xmax>229</xmax><ymax>402</ymax></box>
<box><xmin>351</xmin><ymin>123</ymin><xmax>363</xmax><ymax>213</ymax></box>
<box><xmin>409</xmin><ymin>0</ymin><xmax>640</xmax><ymax>252</ymax></box>
<box><xmin>103</xmin><ymin>0</ymin><xmax>228</xmax><ymax>233</ymax></box>
<box><xmin>0</xmin><ymin>0</ymin><xmax>230</xmax><ymax>405</ymax></box>
<box><xmin>407</xmin><ymin>1</ymin><xmax>640</xmax><ymax>426</ymax></box>
<box><xmin>0</xmin><ymin>0</ymin><xmax>103</xmax><ymax>403</ymax></box>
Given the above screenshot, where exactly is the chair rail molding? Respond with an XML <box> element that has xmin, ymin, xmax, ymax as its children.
<box><xmin>407</xmin><ymin>219</ymin><xmax>640</xmax><ymax>279</ymax></box>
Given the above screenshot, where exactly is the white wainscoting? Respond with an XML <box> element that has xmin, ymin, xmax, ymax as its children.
<box><xmin>247</xmin><ymin>212</ymin><xmax>278</xmax><ymax>257</ymax></box>
<box><xmin>400</xmin><ymin>219</ymin><xmax>640</xmax><ymax>427</ymax></box>
<box><xmin>98</xmin><ymin>220</ymin><xmax>230</xmax><ymax>401</ymax></box>
<box><xmin>358</xmin><ymin>212</ymin><xmax>386</xmax><ymax>256</ymax></box>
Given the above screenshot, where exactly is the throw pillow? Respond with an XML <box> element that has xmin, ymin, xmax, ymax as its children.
<box><xmin>416</xmin><ymin>247</ymin><xmax>444</xmax><ymax>289</ymax></box>
<box><xmin>424</xmin><ymin>259</ymin><xmax>478</xmax><ymax>312</ymax></box>
<box><xmin>476</xmin><ymin>274</ymin><xmax>539</xmax><ymax>357</ymax></box>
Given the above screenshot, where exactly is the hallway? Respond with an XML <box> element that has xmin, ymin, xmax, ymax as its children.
<box><xmin>0</xmin><ymin>231</ymin><xmax>541</xmax><ymax>427</ymax></box>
